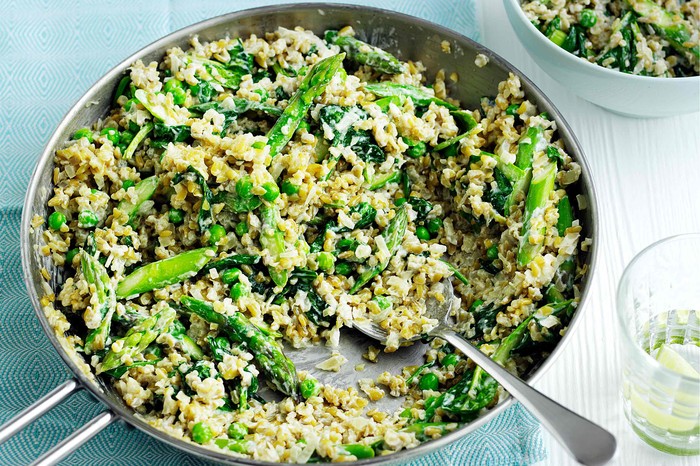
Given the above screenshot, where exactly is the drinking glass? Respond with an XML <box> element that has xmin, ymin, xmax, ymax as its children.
<box><xmin>617</xmin><ymin>234</ymin><xmax>700</xmax><ymax>456</ymax></box>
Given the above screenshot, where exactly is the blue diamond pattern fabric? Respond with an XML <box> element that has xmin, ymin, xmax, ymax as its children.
<box><xmin>0</xmin><ymin>1</ymin><xmax>546</xmax><ymax>464</ymax></box>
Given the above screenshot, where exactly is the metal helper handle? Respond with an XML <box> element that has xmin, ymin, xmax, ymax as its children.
<box><xmin>30</xmin><ymin>411</ymin><xmax>116</xmax><ymax>466</ymax></box>
<box><xmin>0</xmin><ymin>379</ymin><xmax>81</xmax><ymax>445</ymax></box>
<box><xmin>0</xmin><ymin>378</ymin><xmax>117</xmax><ymax>465</ymax></box>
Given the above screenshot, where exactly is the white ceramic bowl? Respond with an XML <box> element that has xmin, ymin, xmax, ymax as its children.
<box><xmin>503</xmin><ymin>0</ymin><xmax>700</xmax><ymax>118</ymax></box>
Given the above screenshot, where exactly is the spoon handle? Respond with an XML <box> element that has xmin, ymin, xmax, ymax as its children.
<box><xmin>432</xmin><ymin>327</ymin><xmax>616</xmax><ymax>466</ymax></box>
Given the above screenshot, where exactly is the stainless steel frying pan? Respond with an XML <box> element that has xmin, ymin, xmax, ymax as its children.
<box><xmin>3</xmin><ymin>4</ymin><xmax>600</xmax><ymax>465</ymax></box>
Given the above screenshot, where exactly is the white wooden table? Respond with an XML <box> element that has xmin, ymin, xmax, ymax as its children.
<box><xmin>480</xmin><ymin>2</ymin><xmax>700</xmax><ymax>465</ymax></box>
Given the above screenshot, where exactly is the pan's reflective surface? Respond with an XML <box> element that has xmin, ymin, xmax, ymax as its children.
<box><xmin>21</xmin><ymin>4</ymin><xmax>599</xmax><ymax>464</ymax></box>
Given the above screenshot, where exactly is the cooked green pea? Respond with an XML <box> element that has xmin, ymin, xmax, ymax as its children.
<box><xmin>208</xmin><ymin>224</ymin><xmax>226</xmax><ymax>245</ymax></box>
<box><xmin>300</xmin><ymin>377</ymin><xmax>320</xmax><ymax>399</ymax></box>
<box><xmin>100</xmin><ymin>127</ymin><xmax>120</xmax><ymax>145</ymax></box>
<box><xmin>168</xmin><ymin>208</ymin><xmax>184</xmax><ymax>225</ymax></box>
<box><xmin>122</xmin><ymin>180</ymin><xmax>135</xmax><ymax>190</ymax></box>
<box><xmin>261</xmin><ymin>181</ymin><xmax>280</xmax><ymax>202</ymax></box>
<box><xmin>78</xmin><ymin>210</ymin><xmax>98</xmax><ymax>228</ymax></box>
<box><xmin>221</xmin><ymin>268</ymin><xmax>241</xmax><ymax>285</ymax></box>
<box><xmin>441</xmin><ymin>353</ymin><xmax>459</xmax><ymax>368</ymax></box>
<box><xmin>418</xmin><ymin>373</ymin><xmax>439</xmax><ymax>391</ymax></box>
<box><xmin>335</xmin><ymin>261</ymin><xmax>353</xmax><ymax>276</ymax></box>
<box><xmin>317</xmin><ymin>251</ymin><xmax>334</xmax><ymax>272</ymax></box>
<box><xmin>191</xmin><ymin>422</ymin><xmax>213</xmax><ymax>444</ymax></box>
<box><xmin>48</xmin><ymin>211</ymin><xmax>66</xmax><ymax>230</ymax></box>
<box><xmin>227</xmin><ymin>422</ymin><xmax>248</xmax><ymax>440</ymax></box>
<box><xmin>231</xmin><ymin>282</ymin><xmax>249</xmax><ymax>300</ymax></box>
<box><xmin>281</xmin><ymin>179</ymin><xmax>300</xmax><ymax>196</ymax></box>
<box><xmin>486</xmin><ymin>244</ymin><xmax>499</xmax><ymax>261</ymax></box>
<box><xmin>235</xmin><ymin>221</ymin><xmax>249</xmax><ymax>236</ymax></box>
<box><xmin>406</xmin><ymin>141</ymin><xmax>427</xmax><ymax>158</ymax></box>
<box><xmin>65</xmin><ymin>248</ymin><xmax>79</xmax><ymax>266</ymax></box>
<box><xmin>416</xmin><ymin>226</ymin><xmax>430</xmax><ymax>241</ymax></box>
<box><xmin>427</xmin><ymin>218</ymin><xmax>443</xmax><ymax>235</ymax></box>
<box><xmin>580</xmin><ymin>9</ymin><xmax>597</xmax><ymax>28</ymax></box>
<box><xmin>164</xmin><ymin>79</ymin><xmax>186</xmax><ymax>105</ymax></box>
<box><xmin>236</xmin><ymin>176</ymin><xmax>254</xmax><ymax>199</ymax></box>
<box><xmin>506</xmin><ymin>103</ymin><xmax>520</xmax><ymax>116</ymax></box>
<box><xmin>73</xmin><ymin>128</ymin><xmax>93</xmax><ymax>142</ymax></box>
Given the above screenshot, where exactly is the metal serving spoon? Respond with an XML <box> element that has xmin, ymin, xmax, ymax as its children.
<box><xmin>353</xmin><ymin>280</ymin><xmax>616</xmax><ymax>466</ymax></box>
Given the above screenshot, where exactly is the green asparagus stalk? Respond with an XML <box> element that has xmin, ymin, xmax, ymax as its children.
<box><xmin>626</xmin><ymin>0</ymin><xmax>699</xmax><ymax>58</ymax></box>
<box><xmin>164</xmin><ymin>319</ymin><xmax>204</xmax><ymax>360</ymax></box>
<box><xmin>116</xmin><ymin>247</ymin><xmax>215</xmax><ymax>298</ymax></box>
<box><xmin>349</xmin><ymin>205</ymin><xmax>407</xmax><ymax>293</ymax></box>
<box><xmin>117</xmin><ymin>176</ymin><xmax>159</xmax><ymax>224</ymax></box>
<box><xmin>260</xmin><ymin>204</ymin><xmax>289</xmax><ymax>288</ymax></box>
<box><xmin>481</xmin><ymin>151</ymin><xmax>532</xmax><ymax>216</ymax></box>
<box><xmin>81</xmin><ymin>251</ymin><xmax>117</xmax><ymax>354</ymax></box>
<box><xmin>180</xmin><ymin>296</ymin><xmax>299</xmax><ymax>399</ymax></box>
<box><xmin>515</xmin><ymin>126</ymin><xmax>545</xmax><ymax>170</ymax></box>
<box><xmin>364</xmin><ymin>82</ymin><xmax>458</xmax><ymax>111</ymax></box>
<box><xmin>335</xmin><ymin>444</ymin><xmax>375</xmax><ymax>459</ymax></box>
<box><xmin>368</xmin><ymin>170</ymin><xmax>401</xmax><ymax>191</ymax></box>
<box><xmin>325</xmin><ymin>30</ymin><xmax>405</xmax><ymax>74</ymax></box>
<box><xmin>556</xmin><ymin>195</ymin><xmax>574</xmax><ymax>237</ymax></box>
<box><xmin>98</xmin><ymin>306</ymin><xmax>176</xmax><ymax>373</ymax></box>
<box><xmin>267</xmin><ymin>53</ymin><xmax>345</xmax><ymax>157</ymax></box>
<box><xmin>122</xmin><ymin>122</ymin><xmax>153</xmax><ymax>160</ymax></box>
<box><xmin>517</xmin><ymin>161</ymin><xmax>557</xmax><ymax>267</ymax></box>
<box><xmin>439</xmin><ymin>259</ymin><xmax>469</xmax><ymax>286</ymax></box>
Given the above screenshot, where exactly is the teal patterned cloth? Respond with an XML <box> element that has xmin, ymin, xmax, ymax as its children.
<box><xmin>0</xmin><ymin>1</ymin><xmax>546</xmax><ymax>464</ymax></box>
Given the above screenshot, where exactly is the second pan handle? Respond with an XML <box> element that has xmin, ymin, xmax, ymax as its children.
<box><xmin>0</xmin><ymin>378</ymin><xmax>116</xmax><ymax>465</ymax></box>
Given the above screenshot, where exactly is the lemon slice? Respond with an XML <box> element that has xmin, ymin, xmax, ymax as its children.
<box><xmin>656</xmin><ymin>344</ymin><xmax>700</xmax><ymax>379</ymax></box>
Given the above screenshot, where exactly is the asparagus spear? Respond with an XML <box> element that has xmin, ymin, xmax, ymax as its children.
<box><xmin>325</xmin><ymin>30</ymin><xmax>405</xmax><ymax>74</ymax></box>
<box><xmin>81</xmin><ymin>251</ymin><xmax>116</xmax><ymax>354</ymax></box>
<box><xmin>481</xmin><ymin>151</ymin><xmax>532</xmax><ymax>216</ymax></box>
<box><xmin>164</xmin><ymin>319</ymin><xmax>204</xmax><ymax>360</ymax></box>
<box><xmin>439</xmin><ymin>259</ymin><xmax>469</xmax><ymax>287</ymax></box>
<box><xmin>515</xmin><ymin>126</ymin><xmax>546</xmax><ymax>170</ymax></box>
<box><xmin>368</xmin><ymin>170</ymin><xmax>401</xmax><ymax>191</ymax></box>
<box><xmin>626</xmin><ymin>0</ymin><xmax>699</xmax><ymax>59</ymax></box>
<box><xmin>349</xmin><ymin>205</ymin><xmax>407</xmax><ymax>294</ymax></box>
<box><xmin>517</xmin><ymin>161</ymin><xmax>557</xmax><ymax>267</ymax></box>
<box><xmin>260</xmin><ymin>204</ymin><xmax>289</xmax><ymax>288</ymax></box>
<box><xmin>116</xmin><ymin>247</ymin><xmax>216</xmax><ymax>299</ymax></box>
<box><xmin>180</xmin><ymin>296</ymin><xmax>299</xmax><ymax>399</ymax></box>
<box><xmin>266</xmin><ymin>53</ymin><xmax>345</xmax><ymax>157</ymax></box>
<box><xmin>122</xmin><ymin>122</ymin><xmax>153</xmax><ymax>160</ymax></box>
<box><xmin>556</xmin><ymin>195</ymin><xmax>574</xmax><ymax>237</ymax></box>
<box><xmin>364</xmin><ymin>82</ymin><xmax>459</xmax><ymax>111</ymax></box>
<box><xmin>98</xmin><ymin>306</ymin><xmax>176</xmax><ymax>373</ymax></box>
<box><xmin>116</xmin><ymin>176</ymin><xmax>159</xmax><ymax>224</ymax></box>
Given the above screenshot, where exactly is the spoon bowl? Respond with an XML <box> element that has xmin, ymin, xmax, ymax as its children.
<box><xmin>353</xmin><ymin>279</ymin><xmax>617</xmax><ymax>466</ymax></box>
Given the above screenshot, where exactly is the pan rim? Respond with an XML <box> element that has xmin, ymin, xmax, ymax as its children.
<box><xmin>20</xmin><ymin>3</ymin><xmax>600</xmax><ymax>464</ymax></box>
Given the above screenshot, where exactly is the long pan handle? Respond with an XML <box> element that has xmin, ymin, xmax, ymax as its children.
<box><xmin>0</xmin><ymin>378</ymin><xmax>117</xmax><ymax>465</ymax></box>
<box><xmin>0</xmin><ymin>379</ymin><xmax>80</xmax><ymax>445</ymax></box>
<box><xmin>31</xmin><ymin>411</ymin><xmax>116</xmax><ymax>466</ymax></box>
